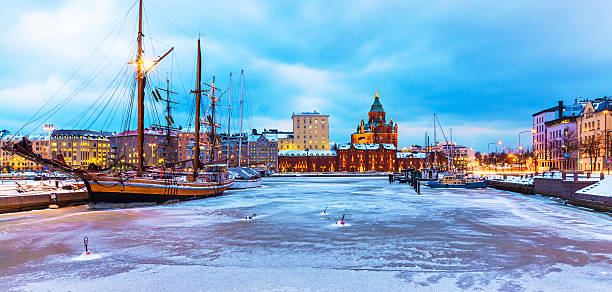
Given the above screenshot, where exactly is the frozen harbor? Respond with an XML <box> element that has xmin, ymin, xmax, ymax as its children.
<box><xmin>0</xmin><ymin>177</ymin><xmax>611</xmax><ymax>291</ymax></box>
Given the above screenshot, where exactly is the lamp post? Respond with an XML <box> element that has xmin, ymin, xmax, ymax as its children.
<box><xmin>488</xmin><ymin>140</ymin><xmax>502</xmax><ymax>172</ymax></box>
<box><xmin>604</xmin><ymin>109</ymin><xmax>610</xmax><ymax>174</ymax></box>
<box><xmin>518</xmin><ymin>129</ymin><xmax>535</xmax><ymax>172</ymax></box>
<box><xmin>304</xmin><ymin>148</ymin><xmax>310</xmax><ymax>172</ymax></box>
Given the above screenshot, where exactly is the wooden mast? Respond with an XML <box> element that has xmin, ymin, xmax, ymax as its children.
<box><xmin>209</xmin><ymin>76</ymin><xmax>217</xmax><ymax>164</ymax></box>
<box><xmin>165</xmin><ymin>78</ymin><xmax>172</xmax><ymax>165</ymax></box>
<box><xmin>136</xmin><ymin>0</ymin><xmax>145</xmax><ymax>176</ymax></box>
<box><xmin>192</xmin><ymin>38</ymin><xmax>202</xmax><ymax>181</ymax></box>
<box><xmin>226</xmin><ymin>72</ymin><xmax>232</xmax><ymax>166</ymax></box>
<box><xmin>238</xmin><ymin>70</ymin><xmax>244</xmax><ymax>167</ymax></box>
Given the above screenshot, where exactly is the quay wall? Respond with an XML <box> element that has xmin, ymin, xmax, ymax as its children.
<box><xmin>490</xmin><ymin>178</ymin><xmax>611</xmax><ymax>212</ymax></box>
<box><xmin>270</xmin><ymin>173</ymin><xmax>389</xmax><ymax>177</ymax></box>
<box><xmin>533</xmin><ymin>178</ymin><xmax>596</xmax><ymax>199</ymax></box>
<box><xmin>488</xmin><ymin>180</ymin><xmax>533</xmax><ymax>195</ymax></box>
<box><xmin>0</xmin><ymin>192</ymin><xmax>88</xmax><ymax>214</ymax></box>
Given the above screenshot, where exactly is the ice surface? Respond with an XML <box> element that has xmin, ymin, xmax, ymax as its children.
<box><xmin>1</xmin><ymin>176</ymin><xmax>611</xmax><ymax>291</ymax></box>
<box><xmin>71</xmin><ymin>252</ymin><xmax>102</xmax><ymax>261</ymax></box>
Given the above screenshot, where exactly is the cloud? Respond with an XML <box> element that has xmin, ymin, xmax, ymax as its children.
<box><xmin>4</xmin><ymin>0</ymin><xmax>612</xmax><ymax>153</ymax></box>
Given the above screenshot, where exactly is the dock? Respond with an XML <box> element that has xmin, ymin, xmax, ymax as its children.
<box><xmin>0</xmin><ymin>181</ymin><xmax>89</xmax><ymax>213</ymax></box>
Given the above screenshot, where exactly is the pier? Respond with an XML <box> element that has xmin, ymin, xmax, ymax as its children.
<box><xmin>0</xmin><ymin>181</ymin><xmax>88</xmax><ymax>213</ymax></box>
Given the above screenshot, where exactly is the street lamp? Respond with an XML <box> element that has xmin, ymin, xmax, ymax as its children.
<box><xmin>604</xmin><ymin>109</ymin><xmax>610</xmax><ymax>174</ymax></box>
<box><xmin>488</xmin><ymin>140</ymin><xmax>502</xmax><ymax>172</ymax></box>
<box><xmin>304</xmin><ymin>148</ymin><xmax>310</xmax><ymax>172</ymax></box>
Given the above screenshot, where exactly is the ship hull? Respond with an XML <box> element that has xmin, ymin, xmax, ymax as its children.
<box><xmin>228</xmin><ymin>178</ymin><xmax>262</xmax><ymax>189</ymax></box>
<box><xmin>83</xmin><ymin>176</ymin><xmax>234</xmax><ymax>207</ymax></box>
<box><xmin>427</xmin><ymin>180</ymin><xmax>488</xmax><ymax>189</ymax></box>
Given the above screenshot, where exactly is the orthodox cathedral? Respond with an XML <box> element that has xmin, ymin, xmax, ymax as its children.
<box><xmin>351</xmin><ymin>91</ymin><xmax>398</xmax><ymax>147</ymax></box>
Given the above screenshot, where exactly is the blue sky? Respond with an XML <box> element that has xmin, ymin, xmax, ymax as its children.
<box><xmin>2</xmin><ymin>0</ymin><xmax>612</xmax><ymax>152</ymax></box>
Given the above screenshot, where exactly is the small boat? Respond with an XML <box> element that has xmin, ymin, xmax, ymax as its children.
<box><xmin>427</xmin><ymin>174</ymin><xmax>487</xmax><ymax>188</ymax></box>
<box><xmin>228</xmin><ymin>167</ymin><xmax>262</xmax><ymax>189</ymax></box>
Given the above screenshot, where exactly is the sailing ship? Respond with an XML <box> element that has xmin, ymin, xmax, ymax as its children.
<box><xmin>2</xmin><ymin>0</ymin><xmax>234</xmax><ymax>206</ymax></box>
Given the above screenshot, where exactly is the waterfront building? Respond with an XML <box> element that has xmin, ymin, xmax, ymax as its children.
<box><xmin>545</xmin><ymin>116</ymin><xmax>578</xmax><ymax>170</ymax></box>
<box><xmin>177</xmin><ymin>128</ymin><xmax>211</xmax><ymax>169</ymax></box>
<box><xmin>337</xmin><ymin>143</ymin><xmax>397</xmax><ymax>172</ymax></box>
<box><xmin>50</xmin><ymin>129</ymin><xmax>112</xmax><ymax>168</ymax></box>
<box><xmin>396</xmin><ymin>152</ymin><xmax>427</xmax><ymax>170</ymax></box>
<box><xmin>110</xmin><ymin>129</ymin><xmax>177</xmax><ymax>169</ymax></box>
<box><xmin>278</xmin><ymin>143</ymin><xmax>428</xmax><ymax>173</ymax></box>
<box><xmin>247</xmin><ymin>133</ymin><xmax>278</xmax><ymax>170</ymax></box>
<box><xmin>532</xmin><ymin>100</ymin><xmax>586</xmax><ymax>172</ymax></box>
<box><xmin>278</xmin><ymin>149</ymin><xmax>337</xmax><ymax>172</ymax></box>
<box><xmin>219</xmin><ymin>133</ymin><xmax>248</xmax><ymax>167</ymax></box>
<box><xmin>0</xmin><ymin>135</ymin><xmax>50</xmax><ymax>171</ymax></box>
<box><xmin>432</xmin><ymin>142</ymin><xmax>475</xmax><ymax>171</ymax></box>
<box><xmin>577</xmin><ymin>99</ymin><xmax>612</xmax><ymax>171</ymax></box>
<box><xmin>351</xmin><ymin>92</ymin><xmax>398</xmax><ymax>147</ymax></box>
<box><xmin>278</xmin><ymin>111</ymin><xmax>330</xmax><ymax>150</ymax></box>
<box><xmin>263</xmin><ymin>129</ymin><xmax>294</xmax><ymax>151</ymax></box>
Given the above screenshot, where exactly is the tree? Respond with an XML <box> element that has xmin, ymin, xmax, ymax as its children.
<box><xmin>580</xmin><ymin>134</ymin><xmax>603</xmax><ymax>171</ymax></box>
<box><xmin>550</xmin><ymin>129</ymin><xmax>579</xmax><ymax>170</ymax></box>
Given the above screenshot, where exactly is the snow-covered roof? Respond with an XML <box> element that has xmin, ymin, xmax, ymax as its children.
<box><xmin>354</xmin><ymin>144</ymin><xmax>367</xmax><ymax>150</ymax></box>
<box><xmin>337</xmin><ymin>144</ymin><xmax>351</xmax><ymax>150</ymax></box>
<box><xmin>396</xmin><ymin>152</ymin><xmax>427</xmax><ymax>159</ymax></box>
<box><xmin>279</xmin><ymin>150</ymin><xmax>337</xmax><ymax>156</ymax></box>
<box><xmin>382</xmin><ymin>144</ymin><xmax>396</xmax><ymax>150</ymax></box>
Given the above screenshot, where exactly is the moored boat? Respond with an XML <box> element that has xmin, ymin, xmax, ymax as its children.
<box><xmin>228</xmin><ymin>167</ymin><xmax>262</xmax><ymax>189</ymax></box>
<box><xmin>427</xmin><ymin>174</ymin><xmax>487</xmax><ymax>188</ymax></box>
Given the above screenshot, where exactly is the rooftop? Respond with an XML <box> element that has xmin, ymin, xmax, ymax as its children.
<box><xmin>279</xmin><ymin>149</ymin><xmax>337</xmax><ymax>156</ymax></box>
<box><xmin>292</xmin><ymin>111</ymin><xmax>329</xmax><ymax>117</ymax></box>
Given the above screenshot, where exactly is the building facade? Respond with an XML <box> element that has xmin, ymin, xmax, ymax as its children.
<box><xmin>50</xmin><ymin>129</ymin><xmax>112</xmax><ymax>168</ymax></box>
<box><xmin>351</xmin><ymin>92</ymin><xmax>398</xmax><ymax>147</ymax></box>
<box><xmin>545</xmin><ymin>116</ymin><xmax>578</xmax><ymax>170</ymax></box>
<box><xmin>0</xmin><ymin>135</ymin><xmax>50</xmax><ymax>171</ymax></box>
<box><xmin>278</xmin><ymin>143</ymin><xmax>427</xmax><ymax>173</ymax></box>
<box><xmin>337</xmin><ymin>143</ymin><xmax>397</xmax><ymax>172</ymax></box>
<box><xmin>110</xmin><ymin>129</ymin><xmax>177</xmax><ymax>169</ymax></box>
<box><xmin>177</xmin><ymin>129</ymin><xmax>212</xmax><ymax>170</ymax></box>
<box><xmin>247</xmin><ymin>134</ymin><xmax>278</xmax><ymax>170</ymax></box>
<box><xmin>532</xmin><ymin>100</ymin><xmax>586</xmax><ymax>172</ymax></box>
<box><xmin>278</xmin><ymin>111</ymin><xmax>329</xmax><ymax>150</ymax></box>
<box><xmin>577</xmin><ymin>99</ymin><xmax>612</xmax><ymax>171</ymax></box>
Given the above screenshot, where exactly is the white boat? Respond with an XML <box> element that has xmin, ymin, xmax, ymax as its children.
<box><xmin>228</xmin><ymin>167</ymin><xmax>262</xmax><ymax>189</ymax></box>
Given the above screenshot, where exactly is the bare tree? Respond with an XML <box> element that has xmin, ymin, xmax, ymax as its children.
<box><xmin>581</xmin><ymin>134</ymin><xmax>604</xmax><ymax>171</ymax></box>
<box><xmin>551</xmin><ymin>129</ymin><xmax>579</xmax><ymax>170</ymax></box>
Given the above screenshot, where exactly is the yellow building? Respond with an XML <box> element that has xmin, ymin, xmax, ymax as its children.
<box><xmin>577</xmin><ymin>100</ymin><xmax>611</xmax><ymax>171</ymax></box>
<box><xmin>50</xmin><ymin>129</ymin><xmax>112</xmax><ymax>169</ymax></box>
<box><xmin>0</xmin><ymin>135</ymin><xmax>50</xmax><ymax>171</ymax></box>
<box><xmin>278</xmin><ymin>111</ymin><xmax>329</xmax><ymax>150</ymax></box>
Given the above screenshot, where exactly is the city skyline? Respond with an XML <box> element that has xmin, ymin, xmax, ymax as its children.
<box><xmin>4</xmin><ymin>1</ymin><xmax>612</xmax><ymax>151</ymax></box>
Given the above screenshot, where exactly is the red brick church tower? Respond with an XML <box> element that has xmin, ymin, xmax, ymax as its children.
<box><xmin>351</xmin><ymin>91</ymin><xmax>398</xmax><ymax>147</ymax></box>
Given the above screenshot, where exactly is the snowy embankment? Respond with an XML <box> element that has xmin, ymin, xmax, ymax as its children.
<box><xmin>490</xmin><ymin>171</ymin><xmax>604</xmax><ymax>186</ymax></box>
<box><xmin>576</xmin><ymin>176</ymin><xmax>612</xmax><ymax>197</ymax></box>
<box><xmin>488</xmin><ymin>175</ymin><xmax>534</xmax><ymax>185</ymax></box>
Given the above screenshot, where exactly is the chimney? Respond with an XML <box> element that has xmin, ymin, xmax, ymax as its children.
<box><xmin>252</xmin><ymin>129</ymin><xmax>258</xmax><ymax>135</ymax></box>
<box><xmin>558</xmin><ymin>101</ymin><xmax>563</xmax><ymax>118</ymax></box>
